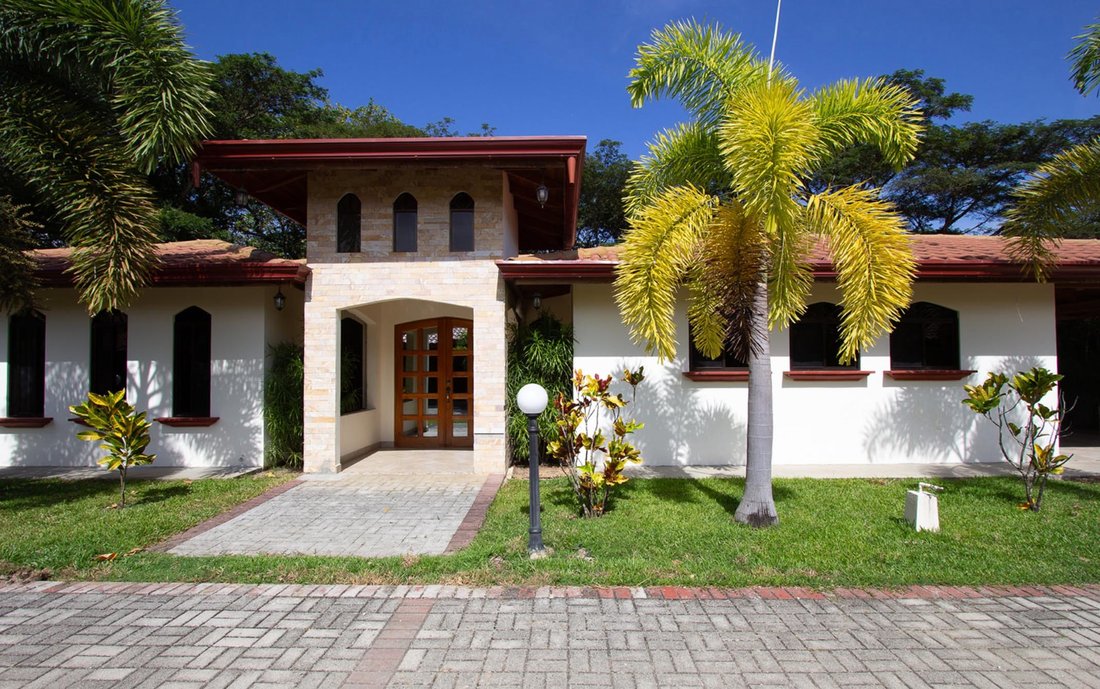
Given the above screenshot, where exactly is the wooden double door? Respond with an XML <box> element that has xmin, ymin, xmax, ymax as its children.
<box><xmin>394</xmin><ymin>318</ymin><xmax>473</xmax><ymax>448</ymax></box>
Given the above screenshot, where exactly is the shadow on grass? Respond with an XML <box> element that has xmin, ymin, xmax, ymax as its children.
<box><xmin>947</xmin><ymin>475</ymin><xmax>1100</xmax><ymax>504</ymax></box>
<box><xmin>0</xmin><ymin>479</ymin><xmax>119</xmax><ymax>512</ymax></box>
<box><xmin>535</xmin><ymin>475</ymin><xmax>797</xmax><ymax>520</ymax></box>
<box><xmin>130</xmin><ymin>483</ymin><xmax>191</xmax><ymax>506</ymax></box>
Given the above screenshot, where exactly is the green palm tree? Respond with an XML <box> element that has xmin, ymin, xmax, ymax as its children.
<box><xmin>0</xmin><ymin>0</ymin><xmax>212</xmax><ymax>312</ymax></box>
<box><xmin>615</xmin><ymin>21</ymin><xmax>923</xmax><ymax>526</ymax></box>
<box><xmin>1006</xmin><ymin>19</ymin><xmax>1100</xmax><ymax>271</ymax></box>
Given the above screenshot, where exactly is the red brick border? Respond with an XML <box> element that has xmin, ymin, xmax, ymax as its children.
<box><xmin>342</xmin><ymin>597</ymin><xmax>435</xmax><ymax>689</ymax></box>
<box><xmin>148</xmin><ymin>478</ymin><xmax>303</xmax><ymax>552</ymax></box>
<box><xmin>444</xmin><ymin>473</ymin><xmax>505</xmax><ymax>553</ymax></box>
<box><xmin>6</xmin><ymin>580</ymin><xmax>1099</xmax><ymax>601</ymax></box>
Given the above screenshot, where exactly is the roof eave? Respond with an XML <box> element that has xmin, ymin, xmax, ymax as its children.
<box><xmin>496</xmin><ymin>260</ymin><xmax>1100</xmax><ymax>283</ymax></box>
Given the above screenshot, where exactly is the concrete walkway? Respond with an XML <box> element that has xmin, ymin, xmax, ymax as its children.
<box><xmin>166</xmin><ymin>451</ymin><xmax>501</xmax><ymax>559</ymax></box>
<box><xmin>0</xmin><ymin>581</ymin><xmax>1097</xmax><ymax>688</ymax></box>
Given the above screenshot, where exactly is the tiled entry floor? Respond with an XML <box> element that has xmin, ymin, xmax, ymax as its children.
<box><xmin>169</xmin><ymin>451</ymin><xmax>498</xmax><ymax>558</ymax></box>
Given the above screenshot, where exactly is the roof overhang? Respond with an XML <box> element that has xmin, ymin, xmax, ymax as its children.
<box><xmin>193</xmin><ymin>136</ymin><xmax>587</xmax><ymax>251</ymax></box>
<box><xmin>32</xmin><ymin>241</ymin><xmax>310</xmax><ymax>289</ymax></box>
<box><xmin>497</xmin><ymin>235</ymin><xmax>1100</xmax><ymax>286</ymax></box>
<box><xmin>496</xmin><ymin>259</ymin><xmax>1100</xmax><ymax>283</ymax></box>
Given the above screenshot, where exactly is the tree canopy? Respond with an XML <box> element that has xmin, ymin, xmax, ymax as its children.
<box><xmin>811</xmin><ymin>69</ymin><xmax>1100</xmax><ymax>235</ymax></box>
<box><xmin>576</xmin><ymin>140</ymin><xmax>631</xmax><ymax>246</ymax></box>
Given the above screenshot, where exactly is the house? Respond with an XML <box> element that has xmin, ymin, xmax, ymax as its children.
<box><xmin>4</xmin><ymin>135</ymin><xmax>1100</xmax><ymax>471</ymax></box>
<box><xmin>0</xmin><ymin>241</ymin><xmax>306</xmax><ymax>468</ymax></box>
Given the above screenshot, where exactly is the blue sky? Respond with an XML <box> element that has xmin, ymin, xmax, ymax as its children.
<box><xmin>170</xmin><ymin>1</ymin><xmax>1098</xmax><ymax>159</ymax></box>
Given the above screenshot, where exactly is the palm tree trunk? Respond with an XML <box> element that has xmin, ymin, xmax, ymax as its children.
<box><xmin>734</xmin><ymin>279</ymin><xmax>779</xmax><ymax>527</ymax></box>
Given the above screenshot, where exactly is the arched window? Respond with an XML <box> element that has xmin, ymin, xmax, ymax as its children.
<box><xmin>890</xmin><ymin>302</ymin><xmax>960</xmax><ymax>370</ymax></box>
<box><xmin>7</xmin><ymin>310</ymin><xmax>45</xmax><ymax>417</ymax></box>
<box><xmin>790</xmin><ymin>302</ymin><xmax>857</xmax><ymax>369</ymax></box>
<box><xmin>173</xmin><ymin>306</ymin><xmax>211</xmax><ymax>417</ymax></box>
<box><xmin>341</xmin><ymin>317</ymin><xmax>365</xmax><ymax>414</ymax></box>
<box><xmin>336</xmin><ymin>193</ymin><xmax>361</xmax><ymax>253</ymax></box>
<box><xmin>393</xmin><ymin>193</ymin><xmax>418</xmax><ymax>253</ymax></box>
<box><xmin>90</xmin><ymin>310</ymin><xmax>127</xmax><ymax>395</ymax></box>
<box><xmin>449</xmin><ymin>192</ymin><xmax>475</xmax><ymax>252</ymax></box>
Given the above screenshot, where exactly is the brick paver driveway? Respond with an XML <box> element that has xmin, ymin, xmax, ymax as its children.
<box><xmin>167</xmin><ymin>451</ymin><xmax>500</xmax><ymax>558</ymax></box>
<box><xmin>0</xmin><ymin>582</ymin><xmax>1097</xmax><ymax>688</ymax></box>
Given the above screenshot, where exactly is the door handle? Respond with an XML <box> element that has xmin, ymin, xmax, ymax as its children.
<box><xmin>445</xmin><ymin>382</ymin><xmax>451</xmax><ymax>401</ymax></box>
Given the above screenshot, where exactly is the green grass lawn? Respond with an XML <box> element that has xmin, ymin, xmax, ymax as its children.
<box><xmin>1</xmin><ymin>474</ymin><xmax>1097</xmax><ymax>588</ymax></box>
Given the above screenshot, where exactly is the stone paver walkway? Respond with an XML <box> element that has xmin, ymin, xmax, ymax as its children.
<box><xmin>0</xmin><ymin>582</ymin><xmax>1097</xmax><ymax>688</ymax></box>
<box><xmin>169</xmin><ymin>472</ymin><xmax>494</xmax><ymax>558</ymax></box>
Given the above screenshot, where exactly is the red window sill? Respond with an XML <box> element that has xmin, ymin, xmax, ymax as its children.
<box><xmin>0</xmin><ymin>417</ymin><xmax>53</xmax><ymax>428</ymax></box>
<box><xmin>784</xmin><ymin>370</ymin><xmax>873</xmax><ymax>381</ymax></box>
<box><xmin>885</xmin><ymin>369</ymin><xmax>977</xmax><ymax>381</ymax></box>
<box><xmin>155</xmin><ymin>417</ymin><xmax>220</xmax><ymax>427</ymax></box>
<box><xmin>683</xmin><ymin>370</ymin><xmax>749</xmax><ymax>382</ymax></box>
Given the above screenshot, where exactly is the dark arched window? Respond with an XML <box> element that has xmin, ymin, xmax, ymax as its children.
<box><xmin>336</xmin><ymin>193</ymin><xmax>361</xmax><ymax>253</ymax></box>
<box><xmin>449</xmin><ymin>192</ymin><xmax>475</xmax><ymax>252</ymax></box>
<box><xmin>7</xmin><ymin>310</ymin><xmax>45</xmax><ymax>417</ymax></box>
<box><xmin>341</xmin><ymin>317</ymin><xmax>365</xmax><ymax>414</ymax></box>
<box><xmin>790</xmin><ymin>302</ymin><xmax>857</xmax><ymax>369</ymax></box>
<box><xmin>90</xmin><ymin>310</ymin><xmax>127</xmax><ymax>395</ymax></box>
<box><xmin>173</xmin><ymin>306</ymin><xmax>211</xmax><ymax>417</ymax></box>
<box><xmin>890</xmin><ymin>302</ymin><xmax>960</xmax><ymax>370</ymax></box>
<box><xmin>393</xmin><ymin>193</ymin><xmax>418</xmax><ymax>253</ymax></box>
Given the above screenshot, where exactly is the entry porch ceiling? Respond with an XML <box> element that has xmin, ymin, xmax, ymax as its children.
<box><xmin>193</xmin><ymin>137</ymin><xmax>587</xmax><ymax>252</ymax></box>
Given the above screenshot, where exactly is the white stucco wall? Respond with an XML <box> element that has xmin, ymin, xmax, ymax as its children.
<box><xmin>0</xmin><ymin>285</ymin><xmax>288</xmax><ymax>468</ymax></box>
<box><xmin>572</xmin><ymin>281</ymin><xmax>1058</xmax><ymax>467</ymax></box>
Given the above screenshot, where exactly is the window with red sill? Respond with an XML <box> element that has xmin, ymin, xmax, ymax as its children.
<box><xmin>887</xmin><ymin>302</ymin><xmax>970</xmax><ymax>380</ymax></box>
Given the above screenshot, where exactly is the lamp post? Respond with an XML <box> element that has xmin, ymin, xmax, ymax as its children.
<box><xmin>516</xmin><ymin>383</ymin><xmax>548</xmax><ymax>556</ymax></box>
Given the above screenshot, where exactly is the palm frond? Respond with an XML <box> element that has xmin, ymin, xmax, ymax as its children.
<box><xmin>0</xmin><ymin>68</ymin><xmax>159</xmax><ymax>312</ymax></box>
<box><xmin>685</xmin><ymin>265</ymin><xmax>727</xmax><ymax>361</ymax></box>
<box><xmin>806</xmin><ymin>186</ymin><xmax>915</xmax><ymax>363</ymax></box>
<box><xmin>809</xmin><ymin>77</ymin><xmax>923</xmax><ymax>170</ymax></box>
<box><xmin>627</xmin><ymin>19</ymin><xmax>770</xmax><ymax>129</ymax></box>
<box><xmin>718</xmin><ymin>77</ymin><xmax>816</xmax><ymax>235</ymax></box>
<box><xmin>765</xmin><ymin>219</ymin><xmax>814</xmax><ymax>331</ymax></box>
<box><xmin>0</xmin><ymin>0</ymin><xmax>213</xmax><ymax>171</ymax></box>
<box><xmin>1004</xmin><ymin>137</ymin><xmax>1100</xmax><ymax>279</ymax></box>
<box><xmin>614</xmin><ymin>185</ymin><xmax>718</xmax><ymax>361</ymax></box>
<box><xmin>624</xmin><ymin>122</ymin><xmax>728</xmax><ymax>217</ymax></box>
<box><xmin>1070</xmin><ymin>19</ymin><xmax>1100</xmax><ymax>96</ymax></box>
<box><xmin>698</xmin><ymin>201</ymin><xmax>767</xmax><ymax>360</ymax></box>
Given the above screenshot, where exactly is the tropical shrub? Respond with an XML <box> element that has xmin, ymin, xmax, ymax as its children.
<box><xmin>69</xmin><ymin>390</ymin><xmax>155</xmax><ymax>508</ymax></box>
<box><xmin>548</xmin><ymin>368</ymin><xmax>645</xmax><ymax>517</ymax></box>
<box><xmin>506</xmin><ymin>315</ymin><xmax>574</xmax><ymax>463</ymax></box>
<box><xmin>962</xmin><ymin>366</ymin><xmax>1072</xmax><ymax>511</ymax></box>
<box><xmin>264</xmin><ymin>342</ymin><xmax>304</xmax><ymax>469</ymax></box>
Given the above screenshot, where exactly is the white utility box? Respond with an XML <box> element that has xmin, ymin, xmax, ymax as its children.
<box><xmin>905</xmin><ymin>483</ymin><xmax>943</xmax><ymax>532</ymax></box>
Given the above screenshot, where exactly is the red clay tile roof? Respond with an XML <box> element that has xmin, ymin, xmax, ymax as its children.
<box><xmin>32</xmin><ymin>240</ymin><xmax>309</xmax><ymax>287</ymax></box>
<box><xmin>498</xmin><ymin>235</ymin><xmax>1100</xmax><ymax>283</ymax></box>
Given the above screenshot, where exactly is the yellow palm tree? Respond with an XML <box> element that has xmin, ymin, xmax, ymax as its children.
<box><xmin>614</xmin><ymin>21</ymin><xmax>923</xmax><ymax>526</ymax></box>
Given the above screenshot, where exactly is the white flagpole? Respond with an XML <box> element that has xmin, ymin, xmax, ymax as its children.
<box><xmin>768</xmin><ymin>0</ymin><xmax>782</xmax><ymax>81</ymax></box>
